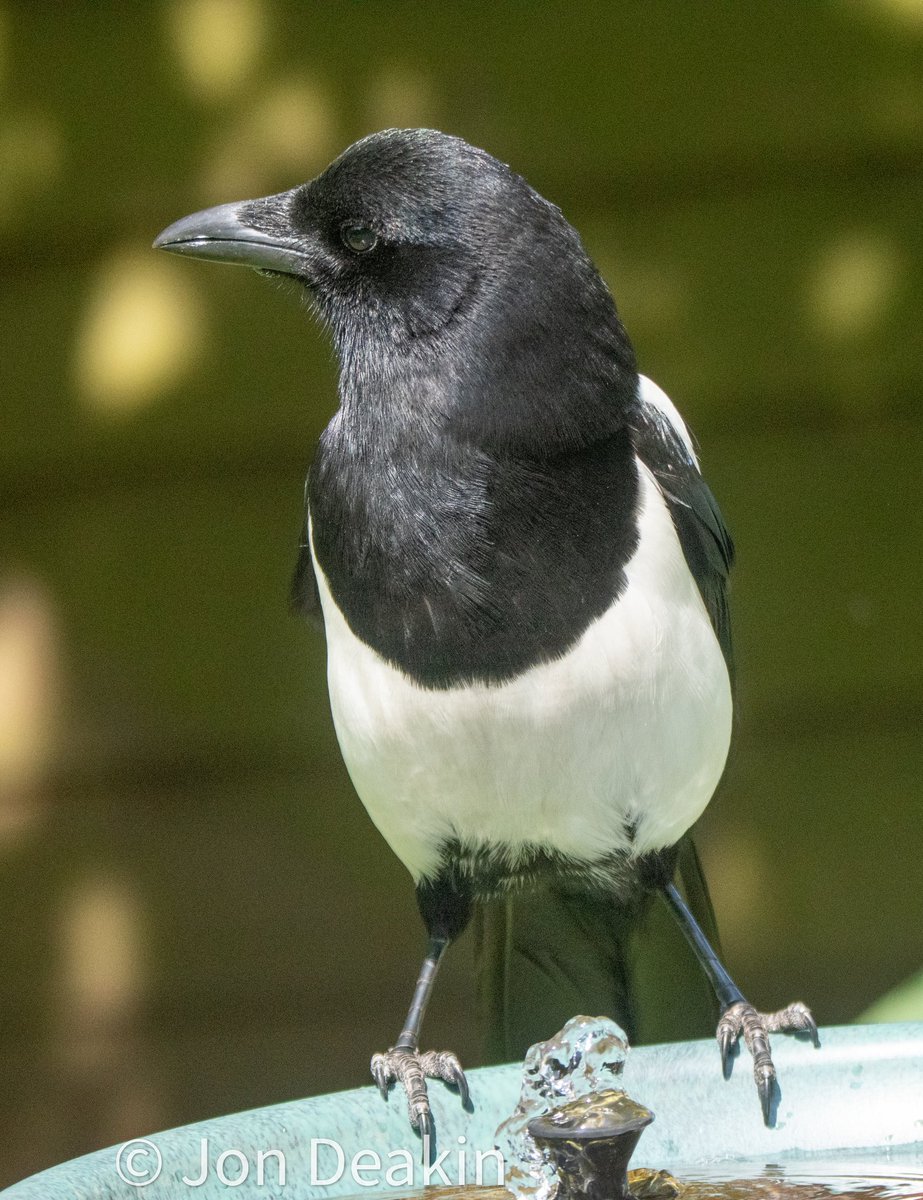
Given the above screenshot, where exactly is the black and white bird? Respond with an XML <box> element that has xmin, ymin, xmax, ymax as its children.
<box><xmin>154</xmin><ymin>128</ymin><xmax>816</xmax><ymax>1133</ymax></box>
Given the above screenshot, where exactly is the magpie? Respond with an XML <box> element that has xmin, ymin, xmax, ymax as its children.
<box><xmin>154</xmin><ymin>128</ymin><xmax>816</xmax><ymax>1133</ymax></box>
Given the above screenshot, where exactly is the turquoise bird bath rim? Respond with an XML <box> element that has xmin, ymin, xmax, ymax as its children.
<box><xmin>3</xmin><ymin>1023</ymin><xmax>922</xmax><ymax>1199</ymax></box>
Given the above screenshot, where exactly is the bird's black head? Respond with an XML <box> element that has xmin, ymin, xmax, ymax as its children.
<box><xmin>155</xmin><ymin>128</ymin><xmax>638</xmax><ymax>454</ymax></box>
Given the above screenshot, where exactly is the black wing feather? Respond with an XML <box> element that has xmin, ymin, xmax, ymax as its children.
<box><xmin>291</xmin><ymin>524</ymin><xmax>324</xmax><ymax>628</ymax></box>
<box><xmin>630</xmin><ymin>398</ymin><xmax>735</xmax><ymax>677</ymax></box>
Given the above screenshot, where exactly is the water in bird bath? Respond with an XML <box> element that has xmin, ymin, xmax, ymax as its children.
<box><xmin>670</xmin><ymin>1155</ymin><xmax>923</xmax><ymax>1199</ymax></box>
<box><xmin>351</xmin><ymin>1155</ymin><xmax>923</xmax><ymax>1200</ymax></box>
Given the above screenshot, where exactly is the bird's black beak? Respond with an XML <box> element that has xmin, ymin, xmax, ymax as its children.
<box><xmin>153</xmin><ymin>189</ymin><xmax>311</xmax><ymax>278</ymax></box>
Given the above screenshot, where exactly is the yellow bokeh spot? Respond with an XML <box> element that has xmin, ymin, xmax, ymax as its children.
<box><xmin>168</xmin><ymin>0</ymin><xmax>268</xmax><ymax>102</ymax></box>
<box><xmin>56</xmin><ymin>874</ymin><xmax>159</xmax><ymax>1131</ymax></box>
<box><xmin>200</xmin><ymin>75</ymin><xmax>337</xmax><ymax>198</ymax></box>
<box><xmin>0</xmin><ymin>574</ymin><xmax>57</xmax><ymax>797</ymax></box>
<box><xmin>857</xmin><ymin>0</ymin><xmax>923</xmax><ymax>32</ymax></box>
<box><xmin>248</xmin><ymin>76</ymin><xmax>338</xmax><ymax>173</ymax></box>
<box><xmin>808</xmin><ymin>231</ymin><xmax>900</xmax><ymax>338</ymax></box>
<box><xmin>59</xmin><ymin>875</ymin><xmax>146</xmax><ymax>1020</ymax></box>
<box><xmin>76</xmin><ymin>249</ymin><xmax>207</xmax><ymax>415</ymax></box>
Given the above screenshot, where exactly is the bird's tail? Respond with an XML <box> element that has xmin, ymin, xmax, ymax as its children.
<box><xmin>474</xmin><ymin>834</ymin><xmax>721</xmax><ymax>1063</ymax></box>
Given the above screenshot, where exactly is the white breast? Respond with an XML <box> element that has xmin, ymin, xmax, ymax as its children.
<box><xmin>311</xmin><ymin>453</ymin><xmax>732</xmax><ymax>885</ymax></box>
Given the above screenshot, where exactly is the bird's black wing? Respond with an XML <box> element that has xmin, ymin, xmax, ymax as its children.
<box><xmin>291</xmin><ymin>524</ymin><xmax>324</xmax><ymax>627</ymax></box>
<box><xmin>629</xmin><ymin>390</ymin><xmax>735</xmax><ymax>676</ymax></box>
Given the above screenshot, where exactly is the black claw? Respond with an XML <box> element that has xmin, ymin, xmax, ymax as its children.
<box><xmin>452</xmin><ymin>1066</ymin><xmax>471</xmax><ymax>1109</ymax></box>
<box><xmin>416</xmin><ymin>1107</ymin><xmax>435</xmax><ymax>1150</ymax></box>
<box><xmin>756</xmin><ymin>1065</ymin><xmax>774</xmax><ymax>1125</ymax></box>
<box><xmin>370</xmin><ymin>1057</ymin><xmax>391</xmax><ymax>1102</ymax></box>
<box><xmin>718</xmin><ymin>1027</ymin><xmax>734</xmax><ymax>1076</ymax></box>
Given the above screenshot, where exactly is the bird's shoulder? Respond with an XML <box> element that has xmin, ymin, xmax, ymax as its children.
<box><xmin>629</xmin><ymin>375</ymin><xmax>735</xmax><ymax>673</ymax></box>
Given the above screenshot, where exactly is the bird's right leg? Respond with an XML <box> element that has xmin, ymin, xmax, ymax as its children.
<box><xmin>371</xmin><ymin>872</ymin><xmax>473</xmax><ymax>1139</ymax></box>
<box><xmin>661</xmin><ymin>880</ymin><xmax>818</xmax><ymax>1123</ymax></box>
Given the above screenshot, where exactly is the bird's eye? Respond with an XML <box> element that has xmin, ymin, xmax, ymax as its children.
<box><xmin>341</xmin><ymin>224</ymin><xmax>378</xmax><ymax>254</ymax></box>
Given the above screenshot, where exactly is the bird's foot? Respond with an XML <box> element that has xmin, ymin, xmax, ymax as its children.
<box><xmin>370</xmin><ymin>1046</ymin><xmax>470</xmax><ymax>1137</ymax></box>
<box><xmin>717</xmin><ymin>1000</ymin><xmax>818</xmax><ymax>1124</ymax></box>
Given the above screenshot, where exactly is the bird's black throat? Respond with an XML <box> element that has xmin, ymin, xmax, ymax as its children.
<box><xmin>308</xmin><ymin>330</ymin><xmax>642</xmax><ymax>689</ymax></box>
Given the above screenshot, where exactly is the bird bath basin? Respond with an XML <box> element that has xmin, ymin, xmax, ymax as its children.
<box><xmin>3</xmin><ymin>1023</ymin><xmax>921</xmax><ymax>1198</ymax></box>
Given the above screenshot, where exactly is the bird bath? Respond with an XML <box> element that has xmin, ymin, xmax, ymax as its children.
<box><xmin>2</xmin><ymin>1023</ymin><xmax>921</xmax><ymax>1199</ymax></box>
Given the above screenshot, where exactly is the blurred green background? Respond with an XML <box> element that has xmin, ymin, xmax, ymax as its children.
<box><xmin>1</xmin><ymin>0</ymin><xmax>922</xmax><ymax>1187</ymax></box>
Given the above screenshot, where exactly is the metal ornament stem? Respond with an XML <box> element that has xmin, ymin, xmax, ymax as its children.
<box><xmin>529</xmin><ymin>1090</ymin><xmax>655</xmax><ymax>1200</ymax></box>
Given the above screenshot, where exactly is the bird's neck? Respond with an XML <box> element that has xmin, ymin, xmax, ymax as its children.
<box><xmin>329</xmin><ymin>265</ymin><xmax>638</xmax><ymax>460</ymax></box>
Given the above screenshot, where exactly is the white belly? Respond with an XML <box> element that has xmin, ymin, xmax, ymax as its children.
<box><xmin>312</xmin><ymin>461</ymin><xmax>732</xmax><ymax>884</ymax></box>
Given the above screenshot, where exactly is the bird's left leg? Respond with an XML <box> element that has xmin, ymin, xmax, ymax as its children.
<box><xmin>661</xmin><ymin>880</ymin><xmax>818</xmax><ymax>1123</ymax></box>
<box><xmin>371</xmin><ymin>872</ymin><xmax>472</xmax><ymax>1138</ymax></box>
